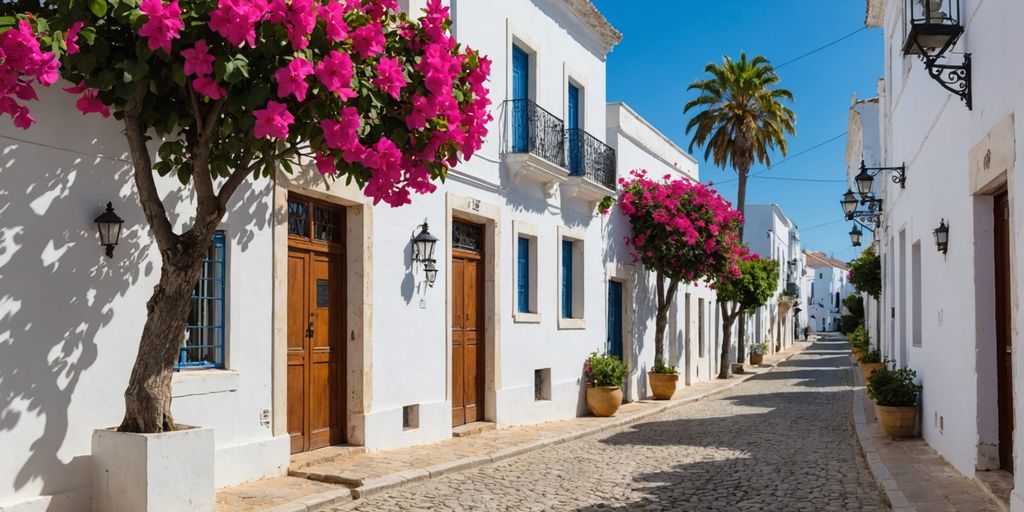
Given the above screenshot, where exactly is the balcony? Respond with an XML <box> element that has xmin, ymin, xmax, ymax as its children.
<box><xmin>563</xmin><ymin>128</ymin><xmax>617</xmax><ymax>204</ymax></box>
<box><xmin>784</xmin><ymin>282</ymin><xmax>799</xmax><ymax>298</ymax></box>
<box><xmin>501</xmin><ymin>99</ymin><xmax>568</xmax><ymax>198</ymax></box>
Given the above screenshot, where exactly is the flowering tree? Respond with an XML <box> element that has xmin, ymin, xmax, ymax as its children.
<box><xmin>848</xmin><ymin>246</ymin><xmax>881</xmax><ymax>299</ymax></box>
<box><xmin>618</xmin><ymin>170</ymin><xmax>744</xmax><ymax>373</ymax></box>
<box><xmin>714</xmin><ymin>256</ymin><xmax>777</xmax><ymax>376</ymax></box>
<box><xmin>0</xmin><ymin>0</ymin><xmax>490</xmax><ymax>433</ymax></box>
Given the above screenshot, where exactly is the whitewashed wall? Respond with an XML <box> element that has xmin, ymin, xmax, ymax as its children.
<box><xmin>0</xmin><ymin>87</ymin><xmax>286</xmax><ymax>512</ymax></box>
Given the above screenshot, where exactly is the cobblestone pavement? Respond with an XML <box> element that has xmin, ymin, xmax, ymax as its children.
<box><xmin>330</xmin><ymin>338</ymin><xmax>886</xmax><ymax>511</ymax></box>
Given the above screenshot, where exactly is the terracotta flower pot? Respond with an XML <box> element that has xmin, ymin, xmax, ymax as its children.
<box><xmin>586</xmin><ymin>386</ymin><xmax>623</xmax><ymax>417</ymax></box>
<box><xmin>875</xmin><ymin>404</ymin><xmax>917</xmax><ymax>439</ymax></box>
<box><xmin>859</xmin><ymin>362</ymin><xmax>885</xmax><ymax>383</ymax></box>
<box><xmin>648</xmin><ymin>372</ymin><xmax>679</xmax><ymax>400</ymax></box>
<box><xmin>750</xmin><ymin>353</ymin><xmax>764</xmax><ymax>365</ymax></box>
<box><xmin>852</xmin><ymin>348</ymin><xmax>866</xmax><ymax>360</ymax></box>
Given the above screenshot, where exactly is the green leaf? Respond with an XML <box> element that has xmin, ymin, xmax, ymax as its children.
<box><xmin>90</xmin><ymin>0</ymin><xmax>108</xmax><ymax>18</ymax></box>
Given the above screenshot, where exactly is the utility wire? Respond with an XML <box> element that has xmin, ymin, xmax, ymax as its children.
<box><xmin>798</xmin><ymin>218</ymin><xmax>846</xmax><ymax>232</ymax></box>
<box><xmin>776</xmin><ymin>27</ymin><xmax>869</xmax><ymax>69</ymax></box>
<box><xmin>712</xmin><ymin>131</ymin><xmax>847</xmax><ymax>185</ymax></box>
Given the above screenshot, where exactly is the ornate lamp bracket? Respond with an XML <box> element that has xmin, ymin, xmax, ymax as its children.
<box><xmin>920</xmin><ymin>52</ymin><xmax>972</xmax><ymax>110</ymax></box>
<box><xmin>861</xmin><ymin>160</ymin><xmax>908</xmax><ymax>188</ymax></box>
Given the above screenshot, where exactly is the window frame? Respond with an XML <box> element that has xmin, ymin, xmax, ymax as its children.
<box><xmin>176</xmin><ymin>230</ymin><xmax>228</xmax><ymax>370</ymax></box>
<box><xmin>512</xmin><ymin>220</ymin><xmax>540</xmax><ymax>323</ymax></box>
<box><xmin>557</xmin><ymin>226</ymin><xmax>586</xmax><ymax>329</ymax></box>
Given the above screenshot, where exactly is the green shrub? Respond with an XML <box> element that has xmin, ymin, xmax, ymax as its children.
<box><xmin>749</xmin><ymin>342</ymin><xmax>769</xmax><ymax>356</ymax></box>
<box><xmin>849</xmin><ymin>326</ymin><xmax>870</xmax><ymax>349</ymax></box>
<box><xmin>584</xmin><ymin>351</ymin><xmax>627</xmax><ymax>387</ymax></box>
<box><xmin>841</xmin><ymin>314</ymin><xmax>862</xmax><ymax>334</ymax></box>
<box><xmin>651</xmin><ymin>360</ymin><xmax>678</xmax><ymax>375</ymax></box>
<box><xmin>859</xmin><ymin>349</ymin><xmax>882</xmax><ymax>364</ymax></box>
<box><xmin>867</xmin><ymin>367</ymin><xmax>922</xmax><ymax>407</ymax></box>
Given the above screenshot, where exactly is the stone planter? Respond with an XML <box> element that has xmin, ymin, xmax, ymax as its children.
<box><xmin>875</xmin><ymin>404</ymin><xmax>917</xmax><ymax>439</ymax></box>
<box><xmin>586</xmin><ymin>386</ymin><xmax>623</xmax><ymax>417</ymax></box>
<box><xmin>92</xmin><ymin>425</ymin><xmax>215</xmax><ymax>512</ymax></box>
<box><xmin>648</xmin><ymin>372</ymin><xmax>679</xmax><ymax>400</ymax></box>
<box><xmin>859</xmin><ymin>362</ymin><xmax>886</xmax><ymax>383</ymax></box>
<box><xmin>852</xmin><ymin>347</ymin><xmax>866</xmax><ymax>360</ymax></box>
<box><xmin>750</xmin><ymin>353</ymin><xmax>764</xmax><ymax>366</ymax></box>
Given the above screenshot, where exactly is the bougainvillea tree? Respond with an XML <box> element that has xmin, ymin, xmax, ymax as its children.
<box><xmin>0</xmin><ymin>0</ymin><xmax>490</xmax><ymax>433</ymax></box>
<box><xmin>714</xmin><ymin>255</ymin><xmax>777</xmax><ymax>377</ymax></box>
<box><xmin>618</xmin><ymin>170</ymin><xmax>745</xmax><ymax>374</ymax></box>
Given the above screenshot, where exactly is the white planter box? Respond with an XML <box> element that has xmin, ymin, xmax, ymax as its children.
<box><xmin>91</xmin><ymin>425</ymin><xmax>215</xmax><ymax>512</ymax></box>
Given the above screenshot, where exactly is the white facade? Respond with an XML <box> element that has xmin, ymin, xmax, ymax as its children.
<box><xmin>0</xmin><ymin>1</ymin><xmax>741</xmax><ymax>511</ymax></box>
<box><xmin>741</xmin><ymin>204</ymin><xmax>806</xmax><ymax>356</ymax></box>
<box><xmin>805</xmin><ymin>252</ymin><xmax>854</xmax><ymax>333</ymax></box>
<box><xmin>854</xmin><ymin>0</ymin><xmax>1024</xmax><ymax>506</ymax></box>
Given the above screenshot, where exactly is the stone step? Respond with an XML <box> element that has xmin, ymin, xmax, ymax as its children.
<box><xmin>452</xmin><ymin>421</ymin><xmax>496</xmax><ymax>438</ymax></box>
<box><xmin>289</xmin><ymin>445</ymin><xmax>366</xmax><ymax>473</ymax></box>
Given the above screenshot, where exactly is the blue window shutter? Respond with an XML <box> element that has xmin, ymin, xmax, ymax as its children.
<box><xmin>567</xmin><ymin>84</ymin><xmax>580</xmax><ymax>174</ymax></box>
<box><xmin>517</xmin><ymin>237</ymin><xmax>529</xmax><ymax>313</ymax></box>
<box><xmin>512</xmin><ymin>45</ymin><xmax>529</xmax><ymax>152</ymax></box>
<box><xmin>562</xmin><ymin>240</ymin><xmax>573</xmax><ymax>318</ymax></box>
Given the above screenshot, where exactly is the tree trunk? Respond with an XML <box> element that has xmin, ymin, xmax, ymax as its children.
<box><xmin>737</xmin><ymin>311</ymin><xmax>747</xmax><ymax>360</ymax></box>
<box><xmin>718</xmin><ymin>304</ymin><xmax>738</xmax><ymax>379</ymax></box>
<box><xmin>653</xmin><ymin>272</ymin><xmax>679</xmax><ymax>369</ymax></box>
<box><xmin>119</xmin><ymin>237</ymin><xmax>214</xmax><ymax>433</ymax></box>
<box><xmin>736</xmin><ymin>168</ymin><xmax>749</xmax><ymax>241</ymax></box>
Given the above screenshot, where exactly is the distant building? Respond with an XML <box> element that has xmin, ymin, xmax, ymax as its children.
<box><xmin>804</xmin><ymin>252</ymin><xmax>853</xmax><ymax>332</ymax></box>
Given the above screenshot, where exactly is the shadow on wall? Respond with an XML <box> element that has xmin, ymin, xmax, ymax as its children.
<box><xmin>0</xmin><ymin>131</ymin><xmax>272</xmax><ymax>501</ymax></box>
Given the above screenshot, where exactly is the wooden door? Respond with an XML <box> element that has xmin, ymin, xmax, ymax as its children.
<box><xmin>287</xmin><ymin>196</ymin><xmax>346</xmax><ymax>454</ymax></box>
<box><xmin>451</xmin><ymin>221</ymin><xmax>485</xmax><ymax>427</ymax></box>
<box><xmin>995</xmin><ymin>191</ymin><xmax>1013</xmax><ymax>472</ymax></box>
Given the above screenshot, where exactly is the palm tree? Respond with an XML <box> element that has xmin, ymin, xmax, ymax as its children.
<box><xmin>684</xmin><ymin>52</ymin><xmax>795</xmax><ymax>379</ymax></box>
<box><xmin>684</xmin><ymin>52</ymin><xmax>796</xmax><ymax>241</ymax></box>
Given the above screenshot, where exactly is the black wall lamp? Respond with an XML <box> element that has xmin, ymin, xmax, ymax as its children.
<box><xmin>95</xmin><ymin>202</ymin><xmax>124</xmax><ymax>258</ymax></box>
<box><xmin>412</xmin><ymin>219</ymin><xmax>439</xmax><ymax>287</ymax></box>
<box><xmin>933</xmin><ymin>219</ymin><xmax>949</xmax><ymax>254</ymax></box>
<box><xmin>901</xmin><ymin>0</ymin><xmax>972</xmax><ymax>109</ymax></box>
<box><xmin>849</xmin><ymin>224</ymin><xmax>863</xmax><ymax>247</ymax></box>
<box><xmin>856</xmin><ymin>160</ymin><xmax>907</xmax><ymax>194</ymax></box>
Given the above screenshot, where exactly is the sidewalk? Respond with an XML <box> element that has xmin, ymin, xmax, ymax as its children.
<box><xmin>217</xmin><ymin>342</ymin><xmax>808</xmax><ymax>512</ymax></box>
<box><xmin>849</xmin><ymin>350</ymin><xmax>1004</xmax><ymax>512</ymax></box>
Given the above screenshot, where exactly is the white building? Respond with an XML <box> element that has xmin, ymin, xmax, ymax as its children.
<box><xmin>0</xmin><ymin>1</ymin><xmax>738</xmax><ymax>511</ymax></box>
<box><xmin>804</xmin><ymin>251</ymin><xmax>853</xmax><ymax>333</ymax></box>
<box><xmin>850</xmin><ymin>0</ymin><xmax>1024</xmax><ymax>506</ymax></box>
<box><xmin>742</xmin><ymin>204</ymin><xmax>807</xmax><ymax>357</ymax></box>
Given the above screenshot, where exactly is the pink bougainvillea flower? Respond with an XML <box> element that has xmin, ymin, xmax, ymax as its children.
<box><xmin>372</xmin><ymin>57</ymin><xmax>406</xmax><ymax>100</ymax></box>
<box><xmin>182</xmin><ymin>40</ymin><xmax>216</xmax><ymax>77</ymax></box>
<box><xmin>253</xmin><ymin>101</ymin><xmax>294</xmax><ymax>139</ymax></box>
<box><xmin>193</xmin><ymin>76</ymin><xmax>227</xmax><ymax>100</ymax></box>
<box><xmin>208</xmin><ymin>0</ymin><xmax>267</xmax><ymax>47</ymax></box>
<box><xmin>351</xmin><ymin>21</ymin><xmax>385</xmax><ymax>58</ymax></box>
<box><xmin>315</xmin><ymin>51</ymin><xmax>356</xmax><ymax>100</ymax></box>
<box><xmin>138</xmin><ymin>0</ymin><xmax>184</xmax><ymax>54</ymax></box>
<box><xmin>321</xmin><ymin>107</ymin><xmax>361</xmax><ymax>151</ymax></box>
<box><xmin>65</xmin><ymin>22</ymin><xmax>84</xmax><ymax>55</ymax></box>
<box><xmin>361</xmin><ymin>137</ymin><xmax>406</xmax><ymax>206</ymax></box>
<box><xmin>284</xmin><ymin>0</ymin><xmax>318</xmax><ymax>50</ymax></box>
<box><xmin>64</xmin><ymin>82</ymin><xmax>110</xmax><ymax>118</ymax></box>
<box><xmin>274</xmin><ymin>57</ymin><xmax>314</xmax><ymax>101</ymax></box>
<box><xmin>315</xmin><ymin>151</ymin><xmax>336</xmax><ymax>176</ymax></box>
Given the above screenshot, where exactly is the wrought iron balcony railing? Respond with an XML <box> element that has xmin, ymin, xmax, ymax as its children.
<box><xmin>566</xmin><ymin>128</ymin><xmax>616</xmax><ymax>190</ymax></box>
<box><xmin>501</xmin><ymin>99</ymin><xmax>566</xmax><ymax>168</ymax></box>
<box><xmin>785</xmin><ymin>282</ymin><xmax>799</xmax><ymax>298</ymax></box>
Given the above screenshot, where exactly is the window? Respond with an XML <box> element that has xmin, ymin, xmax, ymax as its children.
<box><xmin>177</xmin><ymin>231</ymin><xmax>227</xmax><ymax>369</ymax></box>
<box><xmin>912</xmin><ymin>241</ymin><xmax>922</xmax><ymax>347</ymax></box>
<box><xmin>698</xmin><ymin>298</ymin><xmax>705</xmax><ymax>358</ymax></box>
<box><xmin>557</xmin><ymin>227</ymin><xmax>585</xmax><ymax>329</ymax></box>
<box><xmin>517</xmin><ymin>237</ymin><xmax>530</xmax><ymax>313</ymax></box>
<box><xmin>512</xmin><ymin>221</ymin><xmax>539</xmax><ymax>322</ymax></box>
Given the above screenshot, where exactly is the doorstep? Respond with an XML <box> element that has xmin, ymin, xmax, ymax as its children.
<box><xmin>452</xmin><ymin>421</ymin><xmax>496</xmax><ymax>437</ymax></box>
<box><xmin>217</xmin><ymin>342</ymin><xmax>806</xmax><ymax>511</ymax></box>
<box><xmin>289</xmin><ymin>445</ymin><xmax>366</xmax><ymax>473</ymax></box>
<box><xmin>849</xmin><ymin>349</ymin><xmax>1005</xmax><ymax>512</ymax></box>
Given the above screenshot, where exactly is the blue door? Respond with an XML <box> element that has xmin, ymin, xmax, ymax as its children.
<box><xmin>567</xmin><ymin>83</ymin><xmax>580</xmax><ymax>173</ymax></box>
<box><xmin>511</xmin><ymin>45</ymin><xmax>529</xmax><ymax>152</ymax></box>
<box><xmin>607</xmin><ymin>281</ymin><xmax>623</xmax><ymax>359</ymax></box>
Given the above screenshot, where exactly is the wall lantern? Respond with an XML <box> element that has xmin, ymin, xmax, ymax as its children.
<box><xmin>933</xmin><ymin>218</ymin><xmax>949</xmax><ymax>254</ymax></box>
<box><xmin>849</xmin><ymin>224</ymin><xmax>863</xmax><ymax>247</ymax></box>
<box><xmin>841</xmin><ymin>189</ymin><xmax>859</xmax><ymax>220</ymax></box>
<box><xmin>856</xmin><ymin>160</ymin><xmax>907</xmax><ymax>197</ymax></box>
<box><xmin>94</xmin><ymin>202</ymin><xmax>124</xmax><ymax>258</ymax></box>
<box><xmin>901</xmin><ymin>0</ymin><xmax>971</xmax><ymax>109</ymax></box>
<box><xmin>412</xmin><ymin>219</ymin><xmax>439</xmax><ymax>287</ymax></box>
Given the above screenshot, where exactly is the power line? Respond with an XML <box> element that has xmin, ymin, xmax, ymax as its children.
<box><xmin>799</xmin><ymin>218</ymin><xmax>846</xmax><ymax>232</ymax></box>
<box><xmin>751</xmin><ymin>176</ymin><xmax>846</xmax><ymax>183</ymax></box>
<box><xmin>776</xmin><ymin>27</ymin><xmax>868</xmax><ymax>69</ymax></box>
<box><xmin>713</xmin><ymin>131</ymin><xmax>847</xmax><ymax>185</ymax></box>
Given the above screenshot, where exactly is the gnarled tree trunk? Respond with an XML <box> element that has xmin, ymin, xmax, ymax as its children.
<box><xmin>653</xmin><ymin>272</ymin><xmax>680</xmax><ymax>369</ymax></box>
<box><xmin>717</xmin><ymin>303</ymin><xmax>740</xmax><ymax>379</ymax></box>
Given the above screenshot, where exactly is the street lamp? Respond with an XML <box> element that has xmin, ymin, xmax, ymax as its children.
<box><xmin>849</xmin><ymin>224</ymin><xmax>863</xmax><ymax>247</ymax></box>
<box><xmin>412</xmin><ymin>219</ymin><xmax>439</xmax><ymax>287</ymax></box>
<box><xmin>841</xmin><ymin>189</ymin><xmax>859</xmax><ymax>219</ymax></box>
<box><xmin>94</xmin><ymin>202</ymin><xmax>124</xmax><ymax>258</ymax></box>
<box><xmin>933</xmin><ymin>219</ymin><xmax>949</xmax><ymax>254</ymax></box>
<box><xmin>854</xmin><ymin>167</ymin><xmax>875</xmax><ymax>198</ymax></box>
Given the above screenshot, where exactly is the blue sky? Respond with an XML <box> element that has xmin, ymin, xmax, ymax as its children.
<box><xmin>592</xmin><ymin>0</ymin><xmax>883</xmax><ymax>262</ymax></box>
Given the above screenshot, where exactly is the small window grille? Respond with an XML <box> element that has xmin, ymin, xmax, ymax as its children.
<box><xmin>452</xmin><ymin>220</ymin><xmax>483</xmax><ymax>252</ymax></box>
<box><xmin>287</xmin><ymin>200</ymin><xmax>309</xmax><ymax>238</ymax></box>
<box><xmin>177</xmin><ymin>231</ymin><xmax>227</xmax><ymax>369</ymax></box>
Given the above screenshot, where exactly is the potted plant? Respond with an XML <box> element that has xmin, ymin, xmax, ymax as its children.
<box><xmin>749</xmin><ymin>342</ymin><xmax>768</xmax><ymax>365</ymax></box>
<box><xmin>648</xmin><ymin>362</ymin><xmax>679</xmax><ymax>400</ymax></box>
<box><xmin>584</xmin><ymin>351</ymin><xmax>627</xmax><ymax>417</ymax></box>
<box><xmin>849</xmin><ymin>326</ymin><xmax>869</xmax><ymax>360</ymax></box>
<box><xmin>867</xmin><ymin>367</ymin><xmax>922</xmax><ymax>438</ymax></box>
<box><xmin>858</xmin><ymin>349</ymin><xmax>885</xmax><ymax>383</ymax></box>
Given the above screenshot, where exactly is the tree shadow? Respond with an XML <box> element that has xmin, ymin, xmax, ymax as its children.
<box><xmin>0</xmin><ymin>112</ymin><xmax>272</xmax><ymax>505</ymax></box>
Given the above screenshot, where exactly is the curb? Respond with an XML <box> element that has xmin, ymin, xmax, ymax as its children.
<box><xmin>847</xmin><ymin>352</ymin><xmax>914</xmax><ymax>511</ymax></box>
<box><xmin>332</xmin><ymin>342</ymin><xmax>809</xmax><ymax>504</ymax></box>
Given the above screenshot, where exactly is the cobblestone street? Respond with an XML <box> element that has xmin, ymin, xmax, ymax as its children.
<box><xmin>329</xmin><ymin>338</ymin><xmax>885</xmax><ymax>511</ymax></box>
